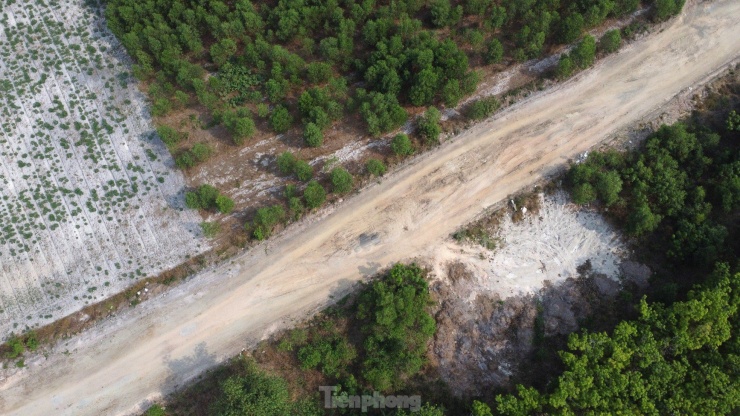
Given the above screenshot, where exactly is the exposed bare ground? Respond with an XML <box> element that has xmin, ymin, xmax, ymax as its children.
<box><xmin>1</xmin><ymin>1</ymin><xmax>738</xmax><ymax>414</ymax></box>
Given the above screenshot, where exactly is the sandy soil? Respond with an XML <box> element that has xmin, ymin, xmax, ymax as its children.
<box><xmin>0</xmin><ymin>0</ymin><xmax>206</xmax><ymax>337</ymax></box>
<box><xmin>425</xmin><ymin>192</ymin><xmax>626</xmax><ymax>299</ymax></box>
<box><xmin>0</xmin><ymin>1</ymin><xmax>738</xmax><ymax>414</ymax></box>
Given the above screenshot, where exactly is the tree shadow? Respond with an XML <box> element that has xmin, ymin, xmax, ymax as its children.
<box><xmin>163</xmin><ymin>341</ymin><xmax>218</xmax><ymax>391</ymax></box>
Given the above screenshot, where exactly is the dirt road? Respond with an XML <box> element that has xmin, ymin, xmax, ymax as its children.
<box><xmin>2</xmin><ymin>1</ymin><xmax>739</xmax><ymax>414</ymax></box>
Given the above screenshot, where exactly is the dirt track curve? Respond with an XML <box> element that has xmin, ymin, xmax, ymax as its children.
<box><xmin>1</xmin><ymin>1</ymin><xmax>739</xmax><ymax>414</ymax></box>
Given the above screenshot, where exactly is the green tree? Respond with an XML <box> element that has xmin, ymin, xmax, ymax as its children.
<box><xmin>485</xmin><ymin>39</ymin><xmax>504</xmax><ymax>64</ymax></box>
<box><xmin>430</xmin><ymin>0</ymin><xmax>451</xmax><ymax>27</ymax></box>
<box><xmin>416</xmin><ymin>107</ymin><xmax>442</xmax><ymax>145</ymax></box>
<box><xmin>366</xmin><ymin>159</ymin><xmax>386</xmax><ymax>176</ymax></box>
<box><xmin>303</xmin><ymin>181</ymin><xmax>326</xmax><ymax>209</ymax></box>
<box><xmin>231</xmin><ymin>117</ymin><xmax>256</xmax><ymax>145</ymax></box>
<box><xmin>276</xmin><ymin>151</ymin><xmax>296</xmax><ymax>175</ymax></box>
<box><xmin>441</xmin><ymin>79</ymin><xmax>463</xmax><ymax>107</ymax></box>
<box><xmin>595</xmin><ymin>171</ymin><xmax>623</xmax><ymax>206</ymax></box>
<box><xmin>216</xmin><ymin>195</ymin><xmax>235</xmax><ymax>214</ymax></box>
<box><xmin>727</xmin><ymin>110</ymin><xmax>740</xmax><ymax>131</ymax></box>
<box><xmin>357</xmin><ymin>264</ymin><xmax>436</xmax><ymax>391</ymax></box>
<box><xmin>251</xmin><ymin>205</ymin><xmax>286</xmax><ymax>240</ymax></box>
<box><xmin>572</xmin><ymin>182</ymin><xmax>597</xmax><ymax>204</ymax></box>
<box><xmin>391</xmin><ymin>134</ymin><xmax>414</xmax><ymax>156</ymax></box>
<box><xmin>556</xmin><ymin>54</ymin><xmax>574</xmax><ymax>79</ymax></box>
<box><xmin>303</xmin><ymin>122</ymin><xmax>323</xmax><ymax>148</ymax></box>
<box><xmin>572</xmin><ymin>35</ymin><xmax>597</xmax><ymax>69</ymax></box>
<box><xmin>330</xmin><ymin>167</ymin><xmax>354</xmax><ymax>193</ymax></box>
<box><xmin>293</xmin><ymin>160</ymin><xmax>314</xmax><ymax>181</ymax></box>
<box><xmin>270</xmin><ymin>105</ymin><xmax>293</xmax><ymax>133</ymax></box>
<box><xmin>599</xmin><ymin>30</ymin><xmax>622</xmax><ymax>54</ymax></box>
<box><xmin>210</xmin><ymin>38</ymin><xmax>237</xmax><ymax>66</ymax></box>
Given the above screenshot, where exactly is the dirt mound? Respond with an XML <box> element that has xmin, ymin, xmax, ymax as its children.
<box><xmin>429</xmin><ymin>262</ymin><xmax>626</xmax><ymax>396</ymax></box>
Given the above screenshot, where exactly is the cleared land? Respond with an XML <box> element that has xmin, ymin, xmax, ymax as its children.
<box><xmin>0</xmin><ymin>1</ymin><xmax>206</xmax><ymax>338</ymax></box>
<box><xmin>1</xmin><ymin>0</ymin><xmax>739</xmax><ymax>414</ymax></box>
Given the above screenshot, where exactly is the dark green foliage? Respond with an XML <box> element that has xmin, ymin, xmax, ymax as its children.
<box><xmin>391</xmin><ymin>134</ymin><xmax>414</xmax><ymax>156</ymax></box>
<box><xmin>466</xmin><ymin>96</ymin><xmax>500</xmax><ymax>120</ymax></box>
<box><xmin>357</xmin><ymin>90</ymin><xmax>408</xmax><ymax>137</ymax></box>
<box><xmin>251</xmin><ymin>205</ymin><xmax>286</xmax><ymax>240</ymax></box>
<box><xmin>230</xmin><ymin>117</ymin><xmax>256</xmax><ymax>145</ymax></box>
<box><xmin>330</xmin><ymin>167</ymin><xmax>354</xmax><ymax>194</ymax></box>
<box><xmin>276</xmin><ymin>151</ymin><xmax>296</xmax><ymax>175</ymax></box>
<box><xmin>303</xmin><ymin>123</ymin><xmax>323</xmax><ymax>148</ymax></box>
<box><xmin>556</xmin><ymin>54</ymin><xmax>574</xmax><ymax>79</ymax></box>
<box><xmin>727</xmin><ymin>110</ymin><xmax>740</xmax><ymax>131</ymax></box>
<box><xmin>366</xmin><ymin>158</ymin><xmax>387</xmax><ymax>176</ymax></box>
<box><xmin>216</xmin><ymin>195</ymin><xmax>235</xmax><ymax>214</ymax></box>
<box><xmin>496</xmin><ymin>265</ymin><xmax>740</xmax><ymax>415</ymax></box>
<box><xmin>599</xmin><ymin>30</ymin><xmax>622</xmax><ymax>54</ymax></box>
<box><xmin>210</xmin><ymin>358</ymin><xmax>319</xmax><ymax>416</ymax></box>
<box><xmin>269</xmin><ymin>105</ymin><xmax>293</xmax><ymax>133</ymax></box>
<box><xmin>293</xmin><ymin>160</ymin><xmax>314</xmax><ymax>182</ymax></box>
<box><xmin>185</xmin><ymin>184</ymin><xmax>226</xmax><ymax>211</ymax></box>
<box><xmin>416</xmin><ymin>107</ymin><xmax>442</xmax><ymax>145</ymax></box>
<box><xmin>485</xmin><ymin>39</ymin><xmax>504</xmax><ymax>65</ymax></box>
<box><xmin>356</xmin><ymin>264</ymin><xmax>436</xmax><ymax>391</ymax></box>
<box><xmin>558</xmin><ymin>13</ymin><xmax>585</xmax><ymax>44</ymax></box>
<box><xmin>5</xmin><ymin>334</ymin><xmax>25</xmax><ymax>359</ymax></box>
<box><xmin>567</xmin><ymin>118</ymin><xmax>739</xmax><ymax>266</ymax></box>
<box><xmin>653</xmin><ymin>0</ymin><xmax>686</xmax><ymax>21</ymax></box>
<box><xmin>298</xmin><ymin>334</ymin><xmax>357</xmax><ymax>377</ymax></box>
<box><xmin>156</xmin><ymin>125</ymin><xmax>185</xmax><ymax>148</ymax></box>
<box><xmin>303</xmin><ymin>181</ymin><xmax>326</xmax><ymax>209</ymax></box>
<box><xmin>306</xmin><ymin>62</ymin><xmax>333</xmax><ymax>84</ymax></box>
<box><xmin>144</xmin><ymin>404</ymin><xmax>166</xmax><ymax>416</ymax></box>
<box><xmin>571</xmin><ymin>35</ymin><xmax>597</xmax><ymax>69</ymax></box>
<box><xmin>106</xmin><ymin>0</ymin><xmax>645</xmax><ymax>140</ymax></box>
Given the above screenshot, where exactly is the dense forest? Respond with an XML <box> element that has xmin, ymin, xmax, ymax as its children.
<box><xmin>104</xmin><ymin>0</ymin><xmax>683</xmax><ymax>147</ymax></box>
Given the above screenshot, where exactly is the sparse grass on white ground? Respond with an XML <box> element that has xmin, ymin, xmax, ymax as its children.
<box><xmin>427</xmin><ymin>192</ymin><xmax>627</xmax><ymax>298</ymax></box>
<box><xmin>0</xmin><ymin>0</ymin><xmax>207</xmax><ymax>338</ymax></box>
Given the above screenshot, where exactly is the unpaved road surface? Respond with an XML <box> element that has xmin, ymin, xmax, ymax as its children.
<box><xmin>2</xmin><ymin>1</ymin><xmax>739</xmax><ymax>414</ymax></box>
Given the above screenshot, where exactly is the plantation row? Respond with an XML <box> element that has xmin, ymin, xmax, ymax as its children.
<box><xmin>0</xmin><ymin>0</ymin><xmax>204</xmax><ymax>338</ymax></box>
<box><xmin>105</xmin><ymin>0</ymin><xmax>683</xmax><ymax>147</ymax></box>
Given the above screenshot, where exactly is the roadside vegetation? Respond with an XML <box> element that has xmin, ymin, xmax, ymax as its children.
<box><xmin>101</xmin><ymin>0</ymin><xmax>685</xmax><ymax>246</ymax></box>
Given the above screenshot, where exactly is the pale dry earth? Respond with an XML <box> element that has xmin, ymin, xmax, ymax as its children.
<box><xmin>1</xmin><ymin>0</ymin><xmax>739</xmax><ymax>414</ymax></box>
<box><xmin>0</xmin><ymin>0</ymin><xmax>207</xmax><ymax>337</ymax></box>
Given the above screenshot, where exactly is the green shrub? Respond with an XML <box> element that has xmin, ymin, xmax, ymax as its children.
<box><xmin>293</xmin><ymin>160</ymin><xmax>314</xmax><ymax>181</ymax></box>
<box><xmin>366</xmin><ymin>158</ymin><xmax>386</xmax><ymax>176</ymax></box>
<box><xmin>216</xmin><ymin>195</ymin><xmax>235</xmax><ymax>214</ymax></box>
<box><xmin>416</xmin><ymin>107</ymin><xmax>442</xmax><ymax>145</ymax></box>
<box><xmin>288</xmin><ymin>196</ymin><xmax>305</xmax><ymax>219</ymax></box>
<box><xmin>303</xmin><ymin>122</ymin><xmax>323</xmax><ymax>148</ymax></box>
<box><xmin>175</xmin><ymin>152</ymin><xmax>195</xmax><ymax>169</ymax></box>
<box><xmin>197</xmin><ymin>184</ymin><xmax>220</xmax><ymax>209</ymax></box>
<box><xmin>556</xmin><ymin>54</ymin><xmax>574</xmax><ymax>79</ymax></box>
<box><xmin>276</xmin><ymin>151</ymin><xmax>296</xmax><ymax>175</ymax></box>
<box><xmin>190</xmin><ymin>142</ymin><xmax>213</xmax><ymax>162</ymax></box>
<box><xmin>303</xmin><ymin>181</ymin><xmax>326</xmax><ymax>209</ymax></box>
<box><xmin>599</xmin><ymin>30</ymin><xmax>622</xmax><ymax>54</ymax></box>
<box><xmin>391</xmin><ymin>134</ymin><xmax>414</xmax><ymax>156</ymax></box>
<box><xmin>151</xmin><ymin>98</ymin><xmax>172</xmax><ymax>116</ymax></box>
<box><xmin>251</xmin><ymin>205</ymin><xmax>286</xmax><ymax>240</ymax></box>
<box><xmin>330</xmin><ymin>167</ymin><xmax>354</xmax><ymax>194</ymax></box>
<box><xmin>256</xmin><ymin>103</ymin><xmax>269</xmax><ymax>118</ymax></box>
<box><xmin>185</xmin><ymin>191</ymin><xmax>201</xmax><ymax>209</ymax></box>
<box><xmin>466</xmin><ymin>96</ymin><xmax>500</xmax><ymax>120</ymax></box>
<box><xmin>231</xmin><ymin>117</ymin><xmax>256</xmax><ymax>145</ymax></box>
<box><xmin>572</xmin><ymin>182</ymin><xmax>597</xmax><ymax>204</ymax></box>
<box><xmin>200</xmin><ymin>221</ymin><xmax>221</xmax><ymax>238</ymax></box>
<box><xmin>6</xmin><ymin>334</ymin><xmax>25</xmax><ymax>359</ymax></box>
<box><xmin>270</xmin><ymin>105</ymin><xmax>293</xmax><ymax>133</ymax></box>
<box><xmin>145</xmin><ymin>404</ymin><xmax>166</xmax><ymax>416</ymax></box>
<box><xmin>485</xmin><ymin>38</ymin><xmax>504</xmax><ymax>64</ymax></box>
<box><xmin>156</xmin><ymin>125</ymin><xmax>184</xmax><ymax>148</ymax></box>
<box><xmin>572</xmin><ymin>35</ymin><xmax>597</xmax><ymax>69</ymax></box>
